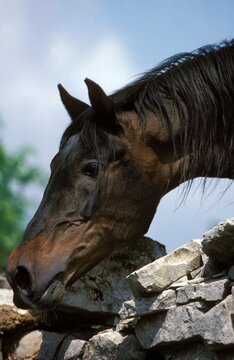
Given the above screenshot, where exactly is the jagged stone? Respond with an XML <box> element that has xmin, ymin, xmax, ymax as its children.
<box><xmin>202</xmin><ymin>260</ymin><xmax>228</xmax><ymax>279</ymax></box>
<box><xmin>4</xmin><ymin>329</ymin><xmax>87</xmax><ymax>360</ymax></box>
<box><xmin>56</xmin><ymin>336</ymin><xmax>86</xmax><ymax>359</ymax></box>
<box><xmin>189</xmin><ymin>267</ymin><xmax>203</xmax><ymax>279</ymax></box>
<box><xmin>128</xmin><ymin>240</ymin><xmax>202</xmax><ymax>296</ymax></box>
<box><xmin>202</xmin><ymin>218</ymin><xmax>234</xmax><ymax>264</ymax></box>
<box><xmin>119</xmin><ymin>289</ymin><xmax>176</xmax><ymax>319</ymax></box>
<box><xmin>115</xmin><ymin>317</ymin><xmax>138</xmax><ymax>332</ymax></box>
<box><xmin>136</xmin><ymin>294</ymin><xmax>234</xmax><ymax>350</ymax></box>
<box><xmin>4</xmin><ymin>330</ymin><xmax>42</xmax><ymax>359</ymax></box>
<box><xmin>176</xmin><ymin>278</ymin><xmax>229</xmax><ymax>304</ymax></box>
<box><xmin>36</xmin><ymin>331</ymin><xmax>87</xmax><ymax>360</ymax></box>
<box><xmin>161</xmin><ymin>342</ymin><xmax>218</xmax><ymax>359</ymax></box>
<box><xmin>135</xmin><ymin>301</ymin><xmax>208</xmax><ymax>349</ymax></box>
<box><xmin>169</xmin><ymin>277</ymin><xmax>204</xmax><ymax>289</ymax></box>
<box><xmin>60</xmin><ymin>237</ymin><xmax>165</xmax><ymax>315</ymax></box>
<box><xmin>195</xmin><ymin>295</ymin><xmax>234</xmax><ymax>350</ymax></box>
<box><xmin>82</xmin><ymin>329</ymin><xmax>146</xmax><ymax>360</ymax></box>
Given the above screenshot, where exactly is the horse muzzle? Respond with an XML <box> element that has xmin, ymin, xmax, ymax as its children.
<box><xmin>6</xmin><ymin>233</ymin><xmax>68</xmax><ymax>310</ymax></box>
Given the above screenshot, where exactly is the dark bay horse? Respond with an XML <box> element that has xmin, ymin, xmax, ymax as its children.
<box><xmin>7</xmin><ymin>40</ymin><xmax>234</xmax><ymax>310</ymax></box>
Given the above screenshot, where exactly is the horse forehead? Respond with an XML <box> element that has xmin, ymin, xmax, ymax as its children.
<box><xmin>61</xmin><ymin>134</ymin><xmax>90</xmax><ymax>160</ymax></box>
<box><xmin>63</xmin><ymin>134</ymin><xmax>80</xmax><ymax>153</ymax></box>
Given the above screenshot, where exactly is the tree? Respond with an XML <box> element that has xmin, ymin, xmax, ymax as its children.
<box><xmin>0</xmin><ymin>135</ymin><xmax>44</xmax><ymax>270</ymax></box>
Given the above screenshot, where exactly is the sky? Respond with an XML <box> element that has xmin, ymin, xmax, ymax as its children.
<box><xmin>0</xmin><ymin>0</ymin><xmax>234</xmax><ymax>252</ymax></box>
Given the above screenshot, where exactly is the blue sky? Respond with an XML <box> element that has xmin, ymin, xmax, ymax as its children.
<box><xmin>0</xmin><ymin>0</ymin><xmax>234</xmax><ymax>251</ymax></box>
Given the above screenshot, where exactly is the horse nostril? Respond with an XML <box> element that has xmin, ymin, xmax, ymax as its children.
<box><xmin>13</xmin><ymin>266</ymin><xmax>33</xmax><ymax>294</ymax></box>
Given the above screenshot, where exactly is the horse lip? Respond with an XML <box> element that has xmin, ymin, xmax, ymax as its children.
<box><xmin>13</xmin><ymin>290</ymin><xmax>34</xmax><ymax>310</ymax></box>
<box><xmin>38</xmin><ymin>272</ymin><xmax>65</xmax><ymax>308</ymax></box>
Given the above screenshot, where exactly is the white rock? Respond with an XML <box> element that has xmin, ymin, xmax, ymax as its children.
<box><xmin>57</xmin><ymin>336</ymin><xmax>86</xmax><ymax>359</ymax></box>
<box><xmin>176</xmin><ymin>278</ymin><xmax>229</xmax><ymax>304</ymax></box>
<box><xmin>202</xmin><ymin>218</ymin><xmax>234</xmax><ymax>264</ymax></box>
<box><xmin>119</xmin><ymin>289</ymin><xmax>176</xmax><ymax>319</ymax></box>
<box><xmin>135</xmin><ymin>301</ymin><xmax>207</xmax><ymax>349</ymax></box>
<box><xmin>82</xmin><ymin>328</ymin><xmax>146</xmax><ymax>360</ymax></box>
<box><xmin>60</xmin><ymin>237</ymin><xmax>165</xmax><ymax>315</ymax></box>
<box><xmin>128</xmin><ymin>240</ymin><xmax>202</xmax><ymax>296</ymax></box>
<box><xmin>6</xmin><ymin>330</ymin><xmax>42</xmax><ymax>359</ymax></box>
<box><xmin>136</xmin><ymin>295</ymin><xmax>234</xmax><ymax>351</ymax></box>
<box><xmin>161</xmin><ymin>342</ymin><xmax>218</xmax><ymax>360</ymax></box>
<box><xmin>169</xmin><ymin>277</ymin><xmax>204</xmax><ymax>289</ymax></box>
<box><xmin>37</xmin><ymin>332</ymin><xmax>86</xmax><ymax>360</ymax></box>
<box><xmin>197</xmin><ymin>295</ymin><xmax>234</xmax><ymax>350</ymax></box>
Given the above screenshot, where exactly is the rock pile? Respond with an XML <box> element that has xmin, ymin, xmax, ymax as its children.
<box><xmin>1</xmin><ymin>219</ymin><xmax>234</xmax><ymax>359</ymax></box>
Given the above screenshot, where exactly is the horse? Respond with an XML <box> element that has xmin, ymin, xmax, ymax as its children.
<box><xmin>6</xmin><ymin>39</ymin><xmax>234</xmax><ymax>310</ymax></box>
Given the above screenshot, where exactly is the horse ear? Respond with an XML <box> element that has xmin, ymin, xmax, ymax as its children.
<box><xmin>58</xmin><ymin>84</ymin><xmax>90</xmax><ymax>120</ymax></box>
<box><xmin>84</xmin><ymin>78</ymin><xmax>121</xmax><ymax>133</ymax></box>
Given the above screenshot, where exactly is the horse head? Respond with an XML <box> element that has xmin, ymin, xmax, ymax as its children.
<box><xmin>6</xmin><ymin>80</ymin><xmax>166</xmax><ymax>310</ymax></box>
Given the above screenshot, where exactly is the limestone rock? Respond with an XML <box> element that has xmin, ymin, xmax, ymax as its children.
<box><xmin>57</xmin><ymin>336</ymin><xmax>86</xmax><ymax>359</ymax></box>
<box><xmin>4</xmin><ymin>330</ymin><xmax>87</xmax><ymax>360</ymax></box>
<box><xmin>136</xmin><ymin>294</ymin><xmax>234</xmax><ymax>350</ymax></box>
<box><xmin>37</xmin><ymin>332</ymin><xmax>86</xmax><ymax>360</ymax></box>
<box><xmin>4</xmin><ymin>330</ymin><xmax>42</xmax><ymax>359</ymax></box>
<box><xmin>128</xmin><ymin>240</ymin><xmax>202</xmax><ymax>296</ymax></box>
<box><xmin>60</xmin><ymin>237</ymin><xmax>165</xmax><ymax>315</ymax></box>
<box><xmin>196</xmin><ymin>295</ymin><xmax>234</xmax><ymax>350</ymax></box>
<box><xmin>119</xmin><ymin>289</ymin><xmax>176</xmax><ymax>319</ymax></box>
<box><xmin>169</xmin><ymin>277</ymin><xmax>204</xmax><ymax>289</ymax></box>
<box><xmin>83</xmin><ymin>328</ymin><xmax>146</xmax><ymax>360</ymax></box>
<box><xmin>202</xmin><ymin>218</ymin><xmax>234</xmax><ymax>264</ymax></box>
<box><xmin>115</xmin><ymin>317</ymin><xmax>138</xmax><ymax>332</ymax></box>
<box><xmin>161</xmin><ymin>342</ymin><xmax>218</xmax><ymax>360</ymax></box>
<box><xmin>176</xmin><ymin>278</ymin><xmax>229</xmax><ymax>304</ymax></box>
<box><xmin>135</xmin><ymin>301</ymin><xmax>208</xmax><ymax>349</ymax></box>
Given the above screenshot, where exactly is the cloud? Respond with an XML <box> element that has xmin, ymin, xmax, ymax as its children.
<box><xmin>0</xmin><ymin>4</ymin><xmax>137</xmax><ymax>170</ymax></box>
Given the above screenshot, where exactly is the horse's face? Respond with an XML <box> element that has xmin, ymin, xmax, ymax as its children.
<box><xmin>6</xmin><ymin>80</ymin><xmax>160</xmax><ymax>310</ymax></box>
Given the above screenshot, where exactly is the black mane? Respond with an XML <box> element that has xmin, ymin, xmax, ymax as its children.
<box><xmin>111</xmin><ymin>39</ymin><xmax>234</xmax><ymax>182</ymax></box>
<box><xmin>62</xmin><ymin>40</ymin><xmax>234</xmax><ymax>189</ymax></box>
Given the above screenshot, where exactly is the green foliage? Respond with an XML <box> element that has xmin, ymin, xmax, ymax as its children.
<box><xmin>0</xmin><ymin>138</ymin><xmax>44</xmax><ymax>269</ymax></box>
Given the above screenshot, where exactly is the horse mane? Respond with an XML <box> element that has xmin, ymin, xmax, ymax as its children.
<box><xmin>111</xmin><ymin>39</ymin><xmax>234</xmax><ymax>185</ymax></box>
<box><xmin>62</xmin><ymin>40</ymin><xmax>234</xmax><ymax>196</ymax></box>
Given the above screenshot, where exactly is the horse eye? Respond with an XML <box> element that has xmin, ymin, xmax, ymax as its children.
<box><xmin>82</xmin><ymin>162</ymin><xmax>99</xmax><ymax>178</ymax></box>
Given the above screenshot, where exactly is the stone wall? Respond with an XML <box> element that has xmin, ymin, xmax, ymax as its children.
<box><xmin>1</xmin><ymin>219</ymin><xmax>234</xmax><ymax>359</ymax></box>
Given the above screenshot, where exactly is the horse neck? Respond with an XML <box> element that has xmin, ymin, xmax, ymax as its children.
<box><xmin>134</xmin><ymin>108</ymin><xmax>234</xmax><ymax>195</ymax></box>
